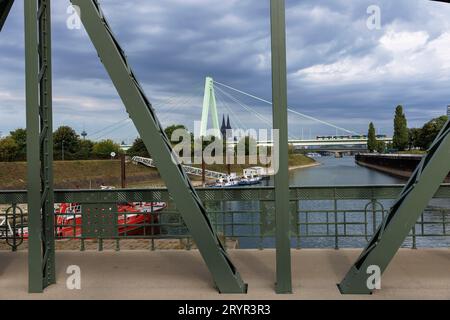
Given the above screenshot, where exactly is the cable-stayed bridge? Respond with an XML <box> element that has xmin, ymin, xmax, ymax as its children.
<box><xmin>89</xmin><ymin>77</ymin><xmax>391</xmax><ymax>152</ymax></box>
<box><xmin>199</xmin><ymin>77</ymin><xmax>392</xmax><ymax>152</ymax></box>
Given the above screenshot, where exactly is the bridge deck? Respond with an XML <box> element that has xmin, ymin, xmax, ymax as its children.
<box><xmin>0</xmin><ymin>249</ymin><xmax>449</xmax><ymax>300</ymax></box>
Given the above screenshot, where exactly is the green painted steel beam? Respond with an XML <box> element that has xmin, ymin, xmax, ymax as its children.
<box><xmin>24</xmin><ymin>0</ymin><xmax>42</xmax><ymax>293</ymax></box>
<box><xmin>0</xmin><ymin>0</ymin><xmax>14</xmax><ymax>32</ymax></box>
<box><xmin>270</xmin><ymin>0</ymin><xmax>292</xmax><ymax>294</ymax></box>
<box><xmin>37</xmin><ymin>0</ymin><xmax>55</xmax><ymax>288</ymax></box>
<box><xmin>70</xmin><ymin>0</ymin><xmax>246</xmax><ymax>294</ymax></box>
<box><xmin>339</xmin><ymin>120</ymin><xmax>450</xmax><ymax>294</ymax></box>
<box><xmin>25</xmin><ymin>0</ymin><xmax>55</xmax><ymax>293</ymax></box>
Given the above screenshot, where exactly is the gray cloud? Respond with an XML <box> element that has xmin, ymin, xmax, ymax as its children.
<box><xmin>1</xmin><ymin>0</ymin><xmax>450</xmax><ymax>142</ymax></box>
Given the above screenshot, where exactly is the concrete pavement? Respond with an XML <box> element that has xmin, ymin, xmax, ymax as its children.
<box><xmin>0</xmin><ymin>249</ymin><xmax>449</xmax><ymax>300</ymax></box>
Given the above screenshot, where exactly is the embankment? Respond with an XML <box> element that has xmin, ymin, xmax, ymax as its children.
<box><xmin>0</xmin><ymin>154</ymin><xmax>316</xmax><ymax>190</ymax></box>
<box><xmin>355</xmin><ymin>153</ymin><xmax>450</xmax><ymax>182</ymax></box>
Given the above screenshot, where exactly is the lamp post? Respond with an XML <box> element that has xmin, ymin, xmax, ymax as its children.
<box><xmin>61</xmin><ymin>140</ymin><xmax>65</xmax><ymax>161</ymax></box>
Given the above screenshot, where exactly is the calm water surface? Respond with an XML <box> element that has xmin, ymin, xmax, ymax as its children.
<box><xmin>224</xmin><ymin>156</ymin><xmax>449</xmax><ymax>249</ymax></box>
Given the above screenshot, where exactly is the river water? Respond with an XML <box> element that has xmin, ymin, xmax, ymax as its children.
<box><xmin>285</xmin><ymin>156</ymin><xmax>404</xmax><ymax>186</ymax></box>
<box><xmin>222</xmin><ymin>156</ymin><xmax>450</xmax><ymax>249</ymax></box>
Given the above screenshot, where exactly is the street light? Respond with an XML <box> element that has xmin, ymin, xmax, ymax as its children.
<box><xmin>61</xmin><ymin>140</ymin><xmax>65</xmax><ymax>161</ymax></box>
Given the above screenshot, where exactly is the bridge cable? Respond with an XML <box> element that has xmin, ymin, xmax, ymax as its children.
<box><xmin>215</xmin><ymin>89</ymin><xmax>249</xmax><ymax>132</ymax></box>
<box><xmin>214</xmin><ymin>80</ymin><xmax>360</xmax><ymax>135</ymax></box>
<box><xmin>215</xmin><ymin>85</ymin><xmax>299</xmax><ymax>140</ymax></box>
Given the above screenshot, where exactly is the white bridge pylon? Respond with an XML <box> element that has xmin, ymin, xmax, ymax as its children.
<box><xmin>199</xmin><ymin>77</ymin><xmax>366</xmax><ymax>140</ymax></box>
<box><xmin>200</xmin><ymin>77</ymin><xmax>221</xmax><ymax>138</ymax></box>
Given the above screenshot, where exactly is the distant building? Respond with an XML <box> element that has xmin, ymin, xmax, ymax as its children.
<box><xmin>220</xmin><ymin>115</ymin><xmax>232</xmax><ymax>139</ymax></box>
<box><xmin>120</xmin><ymin>144</ymin><xmax>132</xmax><ymax>152</ymax></box>
<box><xmin>447</xmin><ymin>105</ymin><xmax>450</xmax><ymax>117</ymax></box>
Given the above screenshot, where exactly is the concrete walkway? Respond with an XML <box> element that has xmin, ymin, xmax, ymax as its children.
<box><xmin>1</xmin><ymin>249</ymin><xmax>449</xmax><ymax>300</ymax></box>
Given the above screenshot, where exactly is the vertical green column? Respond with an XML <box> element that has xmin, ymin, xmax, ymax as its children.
<box><xmin>25</xmin><ymin>0</ymin><xmax>55</xmax><ymax>293</ymax></box>
<box><xmin>25</xmin><ymin>0</ymin><xmax>42</xmax><ymax>293</ymax></box>
<box><xmin>38</xmin><ymin>0</ymin><xmax>55</xmax><ymax>287</ymax></box>
<box><xmin>270</xmin><ymin>0</ymin><xmax>292</xmax><ymax>294</ymax></box>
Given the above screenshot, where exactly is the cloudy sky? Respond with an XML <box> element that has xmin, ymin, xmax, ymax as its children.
<box><xmin>1</xmin><ymin>0</ymin><xmax>450</xmax><ymax>142</ymax></box>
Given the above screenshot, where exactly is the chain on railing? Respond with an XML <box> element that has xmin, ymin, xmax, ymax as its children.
<box><xmin>0</xmin><ymin>204</ymin><xmax>26</xmax><ymax>251</ymax></box>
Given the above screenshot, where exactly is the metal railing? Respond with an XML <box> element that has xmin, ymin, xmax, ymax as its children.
<box><xmin>1</xmin><ymin>185</ymin><xmax>449</xmax><ymax>251</ymax></box>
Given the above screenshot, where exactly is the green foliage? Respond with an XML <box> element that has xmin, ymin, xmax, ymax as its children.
<box><xmin>288</xmin><ymin>144</ymin><xmax>296</xmax><ymax>155</ymax></box>
<box><xmin>418</xmin><ymin>115</ymin><xmax>448</xmax><ymax>150</ymax></box>
<box><xmin>127</xmin><ymin>138</ymin><xmax>150</xmax><ymax>158</ymax></box>
<box><xmin>236</xmin><ymin>136</ymin><xmax>257</xmax><ymax>156</ymax></box>
<box><xmin>9</xmin><ymin>128</ymin><xmax>27</xmax><ymax>160</ymax></box>
<box><xmin>93</xmin><ymin>139</ymin><xmax>121</xmax><ymax>159</ymax></box>
<box><xmin>0</xmin><ymin>137</ymin><xmax>19</xmax><ymax>162</ymax></box>
<box><xmin>76</xmin><ymin>139</ymin><xmax>94</xmax><ymax>160</ymax></box>
<box><xmin>165</xmin><ymin>125</ymin><xmax>188</xmax><ymax>144</ymax></box>
<box><xmin>408</xmin><ymin>128</ymin><xmax>422</xmax><ymax>150</ymax></box>
<box><xmin>367</xmin><ymin>122</ymin><xmax>377</xmax><ymax>153</ymax></box>
<box><xmin>53</xmin><ymin>126</ymin><xmax>80</xmax><ymax>160</ymax></box>
<box><xmin>375</xmin><ymin>140</ymin><xmax>386</xmax><ymax>153</ymax></box>
<box><xmin>393</xmin><ymin>105</ymin><xmax>409</xmax><ymax>151</ymax></box>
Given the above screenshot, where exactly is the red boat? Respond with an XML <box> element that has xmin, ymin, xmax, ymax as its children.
<box><xmin>23</xmin><ymin>202</ymin><xmax>166</xmax><ymax>238</ymax></box>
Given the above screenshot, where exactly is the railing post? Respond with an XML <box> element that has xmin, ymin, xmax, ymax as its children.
<box><xmin>270</xmin><ymin>0</ymin><xmax>292</xmax><ymax>294</ymax></box>
<box><xmin>334</xmin><ymin>199</ymin><xmax>339</xmax><ymax>250</ymax></box>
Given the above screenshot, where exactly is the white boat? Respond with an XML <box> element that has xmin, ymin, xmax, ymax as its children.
<box><xmin>239</xmin><ymin>175</ymin><xmax>263</xmax><ymax>186</ymax></box>
<box><xmin>306</xmin><ymin>152</ymin><xmax>322</xmax><ymax>158</ymax></box>
<box><xmin>214</xmin><ymin>174</ymin><xmax>240</xmax><ymax>188</ymax></box>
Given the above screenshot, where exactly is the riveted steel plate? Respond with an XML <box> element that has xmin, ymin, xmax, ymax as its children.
<box><xmin>260</xmin><ymin>201</ymin><xmax>298</xmax><ymax>236</ymax></box>
<box><xmin>82</xmin><ymin>203</ymin><xmax>118</xmax><ymax>238</ymax></box>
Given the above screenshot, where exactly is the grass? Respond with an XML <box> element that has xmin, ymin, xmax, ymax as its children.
<box><xmin>288</xmin><ymin>153</ymin><xmax>317</xmax><ymax>168</ymax></box>
<box><xmin>0</xmin><ymin>160</ymin><xmax>163</xmax><ymax>190</ymax></box>
<box><xmin>397</xmin><ymin>150</ymin><xmax>427</xmax><ymax>155</ymax></box>
<box><xmin>0</xmin><ymin>154</ymin><xmax>316</xmax><ymax>190</ymax></box>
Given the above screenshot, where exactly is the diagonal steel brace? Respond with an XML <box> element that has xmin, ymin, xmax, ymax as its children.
<box><xmin>339</xmin><ymin>119</ymin><xmax>450</xmax><ymax>294</ymax></box>
<box><xmin>0</xmin><ymin>0</ymin><xmax>14</xmax><ymax>31</ymax></box>
<box><xmin>70</xmin><ymin>0</ymin><xmax>247</xmax><ymax>294</ymax></box>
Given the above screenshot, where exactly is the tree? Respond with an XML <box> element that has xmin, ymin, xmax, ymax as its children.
<box><xmin>419</xmin><ymin>115</ymin><xmax>448</xmax><ymax>150</ymax></box>
<box><xmin>393</xmin><ymin>105</ymin><xmax>409</xmax><ymax>151</ymax></box>
<box><xmin>367</xmin><ymin>122</ymin><xmax>377</xmax><ymax>153</ymax></box>
<box><xmin>53</xmin><ymin>126</ymin><xmax>81</xmax><ymax>160</ymax></box>
<box><xmin>93</xmin><ymin>139</ymin><xmax>121</xmax><ymax>159</ymax></box>
<box><xmin>9</xmin><ymin>128</ymin><xmax>27</xmax><ymax>160</ymax></box>
<box><xmin>0</xmin><ymin>137</ymin><xmax>19</xmax><ymax>162</ymax></box>
<box><xmin>235</xmin><ymin>136</ymin><xmax>257</xmax><ymax>157</ymax></box>
<box><xmin>165</xmin><ymin>125</ymin><xmax>188</xmax><ymax>145</ymax></box>
<box><xmin>127</xmin><ymin>138</ymin><xmax>150</xmax><ymax>158</ymax></box>
<box><xmin>376</xmin><ymin>140</ymin><xmax>386</xmax><ymax>154</ymax></box>
<box><xmin>75</xmin><ymin>139</ymin><xmax>94</xmax><ymax>160</ymax></box>
<box><xmin>408</xmin><ymin>128</ymin><xmax>422</xmax><ymax>150</ymax></box>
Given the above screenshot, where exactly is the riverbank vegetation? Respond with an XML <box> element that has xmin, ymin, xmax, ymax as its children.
<box><xmin>0</xmin><ymin>153</ymin><xmax>314</xmax><ymax>190</ymax></box>
<box><xmin>367</xmin><ymin>105</ymin><xmax>448</xmax><ymax>154</ymax></box>
<box><xmin>0</xmin><ymin>126</ymin><xmax>122</xmax><ymax>162</ymax></box>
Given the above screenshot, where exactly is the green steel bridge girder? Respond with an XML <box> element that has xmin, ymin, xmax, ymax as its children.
<box><xmin>339</xmin><ymin>120</ymin><xmax>450</xmax><ymax>294</ymax></box>
<box><xmin>270</xmin><ymin>0</ymin><xmax>292</xmax><ymax>294</ymax></box>
<box><xmin>24</xmin><ymin>0</ymin><xmax>55</xmax><ymax>293</ymax></box>
<box><xmin>70</xmin><ymin>0</ymin><xmax>246</xmax><ymax>294</ymax></box>
<box><xmin>0</xmin><ymin>0</ymin><xmax>14</xmax><ymax>31</ymax></box>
